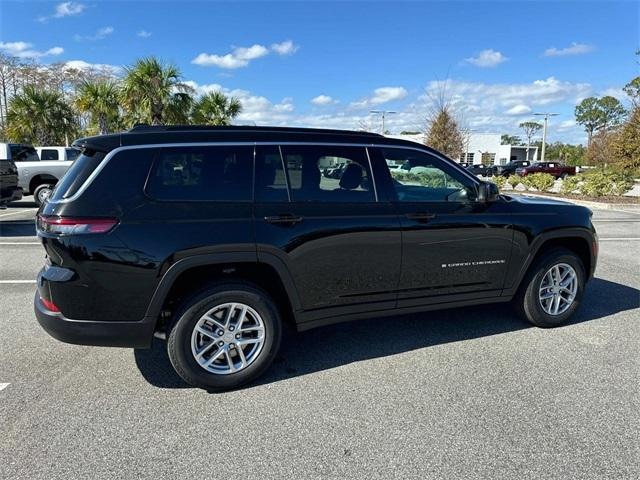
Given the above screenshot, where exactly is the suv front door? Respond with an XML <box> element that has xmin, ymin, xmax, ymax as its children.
<box><xmin>253</xmin><ymin>144</ymin><xmax>401</xmax><ymax>318</ymax></box>
<box><xmin>371</xmin><ymin>147</ymin><xmax>513</xmax><ymax>307</ymax></box>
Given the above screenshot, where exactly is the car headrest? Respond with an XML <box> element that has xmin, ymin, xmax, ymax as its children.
<box><xmin>339</xmin><ymin>163</ymin><xmax>363</xmax><ymax>190</ymax></box>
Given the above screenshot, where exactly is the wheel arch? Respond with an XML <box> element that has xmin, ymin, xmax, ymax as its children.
<box><xmin>144</xmin><ymin>252</ymin><xmax>302</xmax><ymax>332</ymax></box>
<box><xmin>505</xmin><ymin>228</ymin><xmax>595</xmax><ymax>297</ymax></box>
<box><xmin>29</xmin><ymin>174</ymin><xmax>58</xmax><ymax>194</ymax></box>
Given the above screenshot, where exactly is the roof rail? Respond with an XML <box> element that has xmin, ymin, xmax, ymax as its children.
<box><xmin>127</xmin><ymin>124</ymin><xmax>383</xmax><ymax>137</ymax></box>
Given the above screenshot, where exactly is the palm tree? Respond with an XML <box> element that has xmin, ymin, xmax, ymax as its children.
<box><xmin>120</xmin><ymin>57</ymin><xmax>193</xmax><ymax>125</ymax></box>
<box><xmin>6</xmin><ymin>86</ymin><xmax>76</xmax><ymax>145</ymax></box>
<box><xmin>75</xmin><ymin>79</ymin><xmax>120</xmax><ymax>134</ymax></box>
<box><xmin>192</xmin><ymin>91</ymin><xmax>242</xmax><ymax>126</ymax></box>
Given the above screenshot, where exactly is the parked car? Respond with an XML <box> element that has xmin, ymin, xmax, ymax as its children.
<box><xmin>0</xmin><ymin>157</ymin><xmax>22</xmax><ymax>206</ymax></box>
<box><xmin>0</xmin><ymin>143</ymin><xmax>77</xmax><ymax>206</ymax></box>
<box><xmin>34</xmin><ymin>125</ymin><xmax>598</xmax><ymax>391</ymax></box>
<box><xmin>516</xmin><ymin>161</ymin><xmax>576</xmax><ymax>179</ymax></box>
<box><xmin>466</xmin><ymin>164</ymin><xmax>493</xmax><ymax>177</ymax></box>
<box><xmin>493</xmin><ymin>160</ymin><xmax>532</xmax><ymax>177</ymax></box>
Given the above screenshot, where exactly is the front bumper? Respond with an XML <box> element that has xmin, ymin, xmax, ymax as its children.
<box><xmin>34</xmin><ymin>292</ymin><xmax>155</xmax><ymax>348</ymax></box>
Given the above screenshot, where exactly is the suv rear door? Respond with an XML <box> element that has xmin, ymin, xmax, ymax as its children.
<box><xmin>253</xmin><ymin>144</ymin><xmax>401</xmax><ymax>317</ymax></box>
<box><xmin>371</xmin><ymin>147</ymin><xmax>513</xmax><ymax>307</ymax></box>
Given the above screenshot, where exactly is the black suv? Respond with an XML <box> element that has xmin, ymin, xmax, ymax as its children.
<box><xmin>35</xmin><ymin>126</ymin><xmax>597</xmax><ymax>391</ymax></box>
<box><xmin>493</xmin><ymin>159</ymin><xmax>531</xmax><ymax>177</ymax></box>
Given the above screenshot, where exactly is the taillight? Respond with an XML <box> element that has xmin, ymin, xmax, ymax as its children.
<box><xmin>37</xmin><ymin>215</ymin><xmax>118</xmax><ymax>235</ymax></box>
<box><xmin>40</xmin><ymin>296</ymin><xmax>60</xmax><ymax>313</ymax></box>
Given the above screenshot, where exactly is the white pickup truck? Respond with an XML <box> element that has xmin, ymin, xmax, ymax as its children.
<box><xmin>0</xmin><ymin>144</ymin><xmax>79</xmax><ymax>206</ymax></box>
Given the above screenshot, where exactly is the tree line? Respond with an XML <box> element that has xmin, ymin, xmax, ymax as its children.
<box><xmin>425</xmin><ymin>52</ymin><xmax>639</xmax><ymax>171</ymax></box>
<box><xmin>0</xmin><ymin>55</ymin><xmax>242</xmax><ymax>145</ymax></box>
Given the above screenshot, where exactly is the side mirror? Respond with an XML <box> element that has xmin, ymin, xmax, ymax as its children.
<box><xmin>477</xmin><ymin>181</ymin><xmax>499</xmax><ymax>203</ymax></box>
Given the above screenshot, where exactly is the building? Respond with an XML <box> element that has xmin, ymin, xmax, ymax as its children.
<box><xmin>387</xmin><ymin>133</ymin><xmax>539</xmax><ymax>166</ymax></box>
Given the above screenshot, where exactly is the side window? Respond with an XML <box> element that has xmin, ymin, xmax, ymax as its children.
<box><xmin>10</xmin><ymin>145</ymin><xmax>39</xmax><ymax>162</ymax></box>
<box><xmin>380</xmin><ymin>148</ymin><xmax>476</xmax><ymax>202</ymax></box>
<box><xmin>66</xmin><ymin>148</ymin><xmax>80</xmax><ymax>161</ymax></box>
<box><xmin>254</xmin><ymin>145</ymin><xmax>289</xmax><ymax>202</ymax></box>
<box><xmin>146</xmin><ymin>145</ymin><xmax>253</xmax><ymax>201</ymax></box>
<box><xmin>40</xmin><ymin>149</ymin><xmax>59</xmax><ymax>160</ymax></box>
<box><xmin>280</xmin><ymin>145</ymin><xmax>375</xmax><ymax>202</ymax></box>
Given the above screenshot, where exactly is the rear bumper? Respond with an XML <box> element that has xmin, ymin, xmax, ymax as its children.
<box><xmin>34</xmin><ymin>292</ymin><xmax>155</xmax><ymax>348</ymax></box>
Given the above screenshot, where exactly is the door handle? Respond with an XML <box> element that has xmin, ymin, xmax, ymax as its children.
<box><xmin>264</xmin><ymin>214</ymin><xmax>303</xmax><ymax>225</ymax></box>
<box><xmin>406</xmin><ymin>212</ymin><xmax>436</xmax><ymax>222</ymax></box>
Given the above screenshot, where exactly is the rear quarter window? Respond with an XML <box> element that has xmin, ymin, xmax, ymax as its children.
<box><xmin>49</xmin><ymin>151</ymin><xmax>105</xmax><ymax>201</ymax></box>
<box><xmin>146</xmin><ymin>146</ymin><xmax>253</xmax><ymax>202</ymax></box>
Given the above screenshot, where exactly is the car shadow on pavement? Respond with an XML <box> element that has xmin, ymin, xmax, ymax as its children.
<box><xmin>133</xmin><ymin>277</ymin><xmax>639</xmax><ymax>390</ymax></box>
<box><xmin>0</xmin><ymin>220</ymin><xmax>37</xmax><ymax>237</ymax></box>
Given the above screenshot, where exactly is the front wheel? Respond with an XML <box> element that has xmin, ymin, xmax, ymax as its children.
<box><xmin>167</xmin><ymin>283</ymin><xmax>282</xmax><ymax>391</ymax></box>
<box><xmin>515</xmin><ymin>248</ymin><xmax>585</xmax><ymax>327</ymax></box>
<box><xmin>33</xmin><ymin>183</ymin><xmax>54</xmax><ymax>207</ymax></box>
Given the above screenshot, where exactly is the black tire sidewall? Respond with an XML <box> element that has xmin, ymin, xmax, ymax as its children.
<box><xmin>522</xmin><ymin>251</ymin><xmax>585</xmax><ymax>327</ymax></box>
<box><xmin>168</xmin><ymin>284</ymin><xmax>282</xmax><ymax>390</ymax></box>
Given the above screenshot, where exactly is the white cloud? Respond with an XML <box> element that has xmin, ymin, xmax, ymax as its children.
<box><xmin>37</xmin><ymin>2</ymin><xmax>86</xmax><ymax>22</ymax></box>
<box><xmin>544</xmin><ymin>42</ymin><xmax>594</xmax><ymax>57</ymax></box>
<box><xmin>0</xmin><ymin>41</ymin><xmax>64</xmax><ymax>59</ymax></box>
<box><xmin>192</xmin><ymin>41</ymin><xmax>298</xmax><ymax>68</ymax></box>
<box><xmin>137</xmin><ymin>30</ymin><xmax>152</xmax><ymax>38</ymax></box>
<box><xmin>464</xmin><ymin>49</ymin><xmax>508</xmax><ymax>67</ymax></box>
<box><xmin>271</xmin><ymin>40</ymin><xmax>299</xmax><ymax>56</ymax></box>
<box><xmin>74</xmin><ymin>26</ymin><xmax>114</xmax><ymax>42</ymax></box>
<box><xmin>350</xmin><ymin>86</ymin><xmax>408</xmax><ymax>109</ymax></box>
<box><xmin>311</xmin><ymin>95</ymin><xmax>337</xmax><ymax>106</ymax></box>
<box><xmin>192</xmin><ymin>44</ymin><xmax>269</xmax><ymax>68</ymax></box>
<box><xmin>64</xmin><ymin>60</ymin><xmax>123</xmax><ymax>75</ymax></box>
<box><xmin>505</xmin><ymin>104</ymin><xmax>532</xmax><ymax>116</ymax></box>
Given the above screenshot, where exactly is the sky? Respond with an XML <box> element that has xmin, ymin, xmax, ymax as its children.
<box><xmin>0</xmin><ymin>0</ymin><xmax>638</xmax><ymax>144</ymax></box>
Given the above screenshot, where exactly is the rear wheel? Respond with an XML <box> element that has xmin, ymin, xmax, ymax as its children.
<box><xmin>167</xmin><ymin>282</ymin><xmax>282</xmax><ymax>391</ymax></box>
<box><xmin>560</xmin><ymin>173</ymin><xmax>569</xmax><ymax>179</ymax></box>
<box><xmin>515</xmin><ymin>248</ymin><xmax>585</xmax><ymax>327</ymax></box>
<box><xmin>33</xmin><ymin>183</ymin><xmax>54</xmax><ymax>207</ymax></box>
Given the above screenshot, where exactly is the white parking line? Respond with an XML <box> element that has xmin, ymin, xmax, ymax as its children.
<box><xmin>0</xmin><ymin>383</ymin><xmax>9</xmax><ymax>392</ymax></box>
<box><xmin>599</xmin><ymin>237</ymin><xmax>640</xmax><ymax>241</ymax></box>
<box><xmin>0</xmin><ymin>280</ymin><xmax>37</xmax><ymax>284</ymax></box>
<box><xmin>0</xmin><ymin>209</ymin><xmax>36</xmax><ymax>219</ymax></box>
<box><xmin>0</xmin><ymin>242</ymin><xmax>40</xmax><ymax>245</ymax></box>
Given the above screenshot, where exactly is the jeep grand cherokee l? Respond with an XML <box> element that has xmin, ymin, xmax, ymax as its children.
<box><xmin>35</xmin><ymin>126</ymin><xmax>598</xmax><ymax>391</ymax></box>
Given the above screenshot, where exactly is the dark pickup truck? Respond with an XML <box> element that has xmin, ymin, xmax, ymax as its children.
<box><xmin>0</xmin><ymin>158</ymin><xmax>22</xmax><ymax>206</ymax></box>
<box><xmin>516</xmin><ymin>162</ymin><xmax>576</xmax><ymax>179</ymax></box>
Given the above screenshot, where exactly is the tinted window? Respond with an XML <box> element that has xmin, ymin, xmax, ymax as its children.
<box><xmin>255</xmin><ymin>145</ymin><xmax>288</xmax><ymax>202</ymax></box>
<box><xmin>10</xmin><ymin>145</ymin><xmax>39</xmax><ymax>162</ymax></box>
<box><xmin>381</xmin><ymin>148</ymin><xmax>476</xmax><ymax>202</ymax></box>
<box><xmin>146</xmin><ymin>146</ymin><xmax>253</xmax><ymax>201</ymax></box>
<box><xmin>49</xmin><ymin>151</ymin><xmax>105</xmax><ymax>201</ymax></box>
<box><xmin>66</xmin><ymin>148</ymin><xmax>80</xmax><ymax>161</ymax></box>
<box><xmin>280</xmin><ymin>145</ymin><xmax>375</xmax><ymax>202</ymax></box>
<box><xmin>40</xmin><ymin>149</ymin><xmax>59</xmax><ymax>160</ymax></box>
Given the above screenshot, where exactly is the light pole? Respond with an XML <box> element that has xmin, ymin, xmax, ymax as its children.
<box><xmin>370</xmin><ymin>110</ymin><xmax>396</xmax><ymax>134</ymax></box>
<box><xmin>534</xmin><ymin>112</ymin><xmax>559</xmax><ymax>162</ymax></box>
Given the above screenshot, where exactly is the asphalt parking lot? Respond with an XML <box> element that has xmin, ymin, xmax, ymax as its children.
<box><xmin>1</xmin><ymin>198</ymin><xmax>639</xmax><ymax>479</ymax></box>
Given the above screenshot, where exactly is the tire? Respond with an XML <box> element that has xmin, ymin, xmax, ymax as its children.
<box><xmin>33</xmin><ymin>183</ymin><xmax>54</xmax><ymax>207</ymax></box>
<box><xmin>167</xmin><ymin>282</ymin><xmax>282</xmax><ymax>391</ymax></box>
<box><xmin>514</xmin><ymin>248</ymin><xmax>585</xmax><ymax>328</ymax></box>
<box><xmin>560</xmin><ymin>173</ymin><xmax>569</xmax><ymax>180</ymax></box>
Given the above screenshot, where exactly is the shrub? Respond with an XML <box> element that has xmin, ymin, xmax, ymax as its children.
<box><xmin>526</xmin><ymin>173</ymin><xmax>555</xmax><ymax>192</ymax></box>
<box><xmin>581</xmin><ymin>169</ymin><xmax>634</xmax><ymax>197</ymax></box>
<box><xmin>561</xmin><ymin>175</ymin><xmax>582</xmax><ymax>195</ymax></box>
<box><xmin>490</xmin><ymin>175</ymin><xmax>507</xmax><ymax>189</ymax></box>
<box><xmin>509</xmin><ymin>174</ymin><xmax>525</xmax><ymax>189</ymax></box>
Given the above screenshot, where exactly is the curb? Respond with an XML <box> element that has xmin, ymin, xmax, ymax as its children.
<box><xmin>508</xmin><ymin>192</ymin><xmax>640</xmax><ymax>211</ymax></box>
